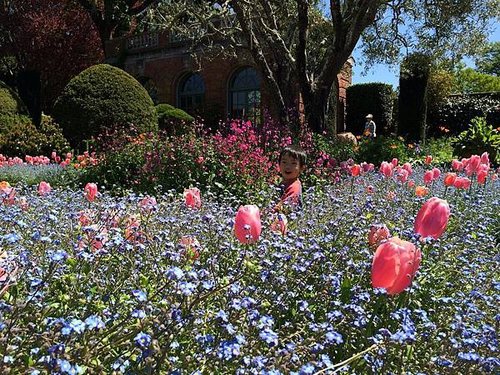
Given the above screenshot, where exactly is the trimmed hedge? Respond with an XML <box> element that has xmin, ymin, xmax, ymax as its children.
<box><xmin>156</xmin><ymin>103</ymin><xmax>195</xmax><ymax>135</ymax></box>
<box><xmin>0</xmin><ymin>80</ymin><xmax>27</xmax><ymax>116</ymax></box>
<box><xmin>427</xmin><ymin>92</ymin><xmax>500</xmax><ymax>136</ymax></box>
<box><xmin>53</xmin><ymin>64</ymin><xmax>157</xmax><ymax>148</ymax></box>
<box><xmin>346</xmin><ymin>83</ymin><xmax>395</xmax><ymax>136</ymax></box>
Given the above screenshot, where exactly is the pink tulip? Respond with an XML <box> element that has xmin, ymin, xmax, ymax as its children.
<box><xmin>423</xmin><ymin>170</ymin><xmax>434</xmax><ymax>185</ymax></box>
<box><xmin>361</xmin><ymin>162</ymin><xmax>374</xmax><ymax>173</ymax></box>
<box><xmin>454</xmin><ymin>177</ymin><xmax>471</xmax><ymax>190</ymax></box>
<box><xmin>379</xmin><ymin>162</ymin><xmax>393</xmax><ymax>178</ymax></box>
<box><xmin>368</xmin><ymin>224</ymin><xmax>391</xmax><ymax>248</ymax></box>
<box><xmin>432</xmin><ymin>167</ymin><xmax>441</xmax><ymax>180</ymax></box>
<box><xmin>402</xmin><ymin>162</ymin><xmax>413</xmax><ymax>175</ymax></box>
<box><xmin>391</xmin><ymin>158</ymin><xmax>398</xmax><ymax>167</ymax></box>
<box><xmin>234</xmin><ymin>205</ymin><xmax>261</xmax><ymax>244</ymax></box>
<box><xmin>371</xmin><ymin>237</ymin><xmax>421</xmax><ymax>295</ymax></box>
<box><xmin>38</xmin><ymin>181</ymin><xmax>51</xmax><ymax>196</ymax></box>
<box><xmin>179</xmin><ymin>236</ymin><xmax>201</xmax><ymax>260</ymax></box>
<box><xmin>480</xmin><ymin>152</ymin><xmax>490</xmax><ymax>166</ymax></box>
<box><xmin>184</xmin><ymin>188</ymin><xmax>201</xmax><ymax>209</ymax></box>
<box><xmin>270</xmin><ymin>213</ymin><xmax>288</xmax><ymax>236</ymax></box>
<box><xmin>477</xmin><ymin>169</ymin><xmax>488</xmax><ymax>184</ymax></box>
<box><xmin>397</xmin><ymin>169</ymin><xmax>409</xmax><ymax>183</ymax></box>
<box><xmin>465</xmin><ymin>155</ymin><xmax>481</xmax><ymax>176</ymax></box>
<box><xmin>84</xmin><ymin>183</ymin><xmax>98</xmax><ymax>202</ymax></box>
<box><xmin>414</xmin><ymin>197</ymin><xmax>450</xmax><ymax>239</ymax></box>
<box><xmin>451</xmin><ymin>159</ymin><xmax>463</xmax><ymax>171</ymax></box>
<box><xmin>443</xmin><ymin>173</ymin><xmax>457</xmax><ymax>187</ymax></box>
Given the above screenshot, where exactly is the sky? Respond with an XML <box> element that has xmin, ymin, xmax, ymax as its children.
<box><xmin>351</xmin><ymin>25</ymin><xmax>500</xmax><ymax>88</ymax></box>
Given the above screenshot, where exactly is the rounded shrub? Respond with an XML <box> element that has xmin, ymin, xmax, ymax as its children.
<box><xmin>53</xmin><ymin>64</ymin><xmax>157</xmax><ymax>148</ymax></box>
<box><xmin>156</xmin><ymin>103</ymin><xmax>195</xmax><ymax>136</ymax></box>
<box><xmin>0</xmin><ymin>80</ymin><xmax>27</xmax><ymax>116</ymax></box>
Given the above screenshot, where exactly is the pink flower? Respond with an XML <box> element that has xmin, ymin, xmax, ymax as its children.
<box><xmin>361</xmin><ymin>162</ymin><xmax>374</xmax><ymax>173</ymax></box>
<box><xmin>480</xmin><ymin>152</ymin><xmax>490</xmax><ymax>166</ymax></box>
<box><xmin>465</xmin><ymin>155</ymin><xmax>481</xmax><ymax>176</ymax></box>
<box><xmin>270</xmin><ymin>213</ymin><xmax>288</xmax><ymax>236</ymax></box>
<box><xmin>371</xmin><ymin>237</ymin><xmax>421</xmax><ymax>295</ymax></box>
<box><xmin>423</xmin><ymin>170</ymin><xmax>434</xmax><ymax>185</ymax></box>
<box><xmin>402</xmin><ymin>162</ymin><xmax>413</xmax><ymax>175</ymax></box>
<box><xmin>477</xmin><ymin>169</ymin><xmax>488</xmax><ymax>184</ymax></box>
<box><xmin>443</xmin><ymin>173</ymin><xmax>457</xmax><ymax>187</ymax></box>
<box><xmin>368</xmin><ymin>224</ymin><xmax>391</xmax><ymax>248</ymax></box>
<box><xmin>184</xmin><ymin>188</ymin><xmax>201</xmax><ymax>209</ymax></box>
<box><xmin>451</xmin><ymin>159</ymin><xmax>463</xmax><ymax>171</ymax></box>
<box><xmin>414</xmin><ymin>197</ymin><xmax>450</xmax><ymax>239</ymax></box>
<box><xmin>234</xmin><ymin>205</ymin><xmax>261</xmax><ymax>244</ymax></box>
<box><xmin>454</xmin><ymin>177</ymin><xmax>471</xmax><ymax>190</ymax></box>
<box><xmin>397</xmin><ymin>169</ymin><xmax>409</xmax><ymax>183</ymax></box>
<box><xmin>379</xmin><ymin>162</ymin><xmax>393</xmax><ymax>178</ymax></box>
<box><xmin>366</xmin><ymin>185</ymin><xmax>374</xmax><ymax>194</ymax></box>
<box><xmin>432</xmin><ymin>167</ymin><xmax>441</xmax><ymax>180</ymax></box>
<box><xmin>391</xmin><ymin>158</ymin><xmax>398</xmax><ymax>167</ymax></box>
<box><xmin>139</xmin><ymin>196</ymin><xmax>158</xmax><ymax>213</ymax></box>
<box><xmin>38</xmin><ymin>181</ymin><xmax>51</xmax><ymax>196</ymax></box>
<box><xmin>424</xmin><ymin>155</ymin><xmax>432</xmax><ymax>165</ymax></box>
<box><xmin>179</xmin><ymin>236</ymin><xmax>201</xmax><ymax>260</ymax></box>
<box><xmin>84</xmin><ymin>183</ymin><xmax>98</xmax><ymax>202</ymax></box>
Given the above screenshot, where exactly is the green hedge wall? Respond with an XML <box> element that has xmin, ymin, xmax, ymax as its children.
<box><xmin>346</xmin><ymin>83</ymin><xmax>395</xmax><ymax>136</ymax></box>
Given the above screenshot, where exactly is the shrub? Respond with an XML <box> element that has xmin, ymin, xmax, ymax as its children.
<box><xmin>156</xmin><ymin>103</ymin><xmax>195</xmax><ymax>135</ymax></box>
<box><xmin>0</xmin><ymin>114</ymin><xmax>70</xmax><ymax>157</ymax></box>
<box><xmin>53</xmin><ymin>64</ymin><xmax>157</xmax><ymax>148</ymax></box>
<box><xmin>0</xmin><ymin>80</ymin><xmax>27</xmax><ymax>115</ymax></box>
<box><xmin>428</xmin><ymin>92</ymin><xmax>500</xmax><ymax>135</ymax></box>
<box><xmin>452</xmin><ymin>117</ymin><xmax>499</xmax><ymax>164</ymax></box>
<box><xmin>346</xmin><ymin>83</ymin><xmax>395</xmax><ymax>136</ymax></box>
<box><xmin>419</xmin><ymin>137</ymin><xmax>456</xmax><ymax>165</ymax></box>
<box><xmin>357</xmin><ymin>135</ymin><xmax>415</xmax><ymax>166</ymax></box>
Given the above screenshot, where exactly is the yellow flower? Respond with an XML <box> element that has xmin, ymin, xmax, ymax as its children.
<box><xmin>390</xmin><ymin>144</ymin><xmax>398</xmax><ymax>149</ymax></box>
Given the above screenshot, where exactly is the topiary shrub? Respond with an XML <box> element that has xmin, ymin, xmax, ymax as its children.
<box><xmin>0</xmin><ymin>80</ymin><xmax>28</xmax><ymax>116</ymax></box>
<box><xmin>52</xmin><ymin>64</ymin><xmax>157</xmax><ymax>148</ymax></box>
<box><xmin>452</xmin><ymin>117</ymin><xmax>499</xmax><ymax>165</ymax></box>
<box><xmin>156</xmin><ymin>103</ymin><xmax>195</xmax><ymax>136</ymax></box>
<box><xmin>0</xmin><ymin>113</ymin><xmax>70</xmax><ymax>157</ymax></box>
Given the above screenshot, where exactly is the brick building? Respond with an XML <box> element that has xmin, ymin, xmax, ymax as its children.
<box><xmin>106</xmin><ymin>31</ymin><xmax>353</xmax><ymax>130</ymax></box>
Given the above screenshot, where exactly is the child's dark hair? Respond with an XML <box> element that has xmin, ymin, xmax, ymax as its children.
<box><xmin>279</xmin><ymin>144</ymin><xmax>307</xmax><ymax>167</ymax></box>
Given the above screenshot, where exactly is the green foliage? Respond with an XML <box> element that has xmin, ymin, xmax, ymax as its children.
<box><xmin>346</xmin><ymin>83</ymin><xmax>395</xmax><ymax>135</ymax></box>
<box><xmin>357</xmin><ymin>135</ymin><xmax>415</xmax><ymax>166</ymax></box>
<box><xmin>0</xmin><ymin>113</ymin><xmax>70</xmax><ymax>157</ymax></box>
<box><xmin>0</xmin><ymin>80</ymin><xmax>27</xmax><ymax>115</ymax></box>
<box><xmin>398</xmin><ymin>53</ymin><xmax>432</xmax><ymax>142</ymax></box>
<box><xmin>475</xmin><ymin>41</ymin><xmax>500</xmax><ymax>76</ymax></box>
<box><xmin>0</xmin><ymin>164</ymin><xmax>81</xmax><ymax>187</ymax></box>
<box><xmin>427</xmin><ymin>92</ymin><xmax>500</xmax><ymax>135</ymax></box>
<box><xmin>156</xmin><ymin>103</ymin><xmax>195</xmax><ymax>135</ymax></box>
<box><xmin>419</xmin><ymin>137</ymin><xmax>456</xmax><ymax>164</ymax></box>
<box><xmin>426</xmin><ymin>68</ymin><xmax>455</xmax><ymax>115</ymax></box>
<box><xmin>52</xmin><ymin>64</ymin><xmax>157</xmax><ymax>149</ymax></box>
<box><xmin>452</xmin><ymin>67</ymin><xmax>500</xmax><ymax>93</ymax></box>
<box><xmin>452</xmin><ymin>117</ymin><xmax>499</xmax><ymax>164</ymax></box>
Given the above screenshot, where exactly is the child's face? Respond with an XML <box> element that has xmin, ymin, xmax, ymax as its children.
<box><xmin>279</xmin><ymin>153</ymin><xmax>305</xmax><ymax>183</ymax></box>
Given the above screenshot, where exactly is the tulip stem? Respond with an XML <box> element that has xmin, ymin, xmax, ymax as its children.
<box><xmin>313</xmin><ymin>344</ymin><xmax>380</xmax><ymax>374</ymax></box>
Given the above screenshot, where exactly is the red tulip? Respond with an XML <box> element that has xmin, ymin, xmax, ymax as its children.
<box><xmin>350</xmin><ymin>164</ymin><xmax>361</xmax><ymax>177</ymax></box>
<box><xmin>443</xmin><ymin>173</ymin><xmax>457</xmax><ymax>187</ymax></box>
<box><xmin>477</xmin><ymin>169</ymin><xmax>488</xmax><ymax>184</ymax></box>
<box><xmin>84</xmin><ymin>183</ymin><xmax>98</xmax><ymax>202</ymax></box>
<box><xmin>184</xmin><ymin>188</ymin><xmax>201</xmax><ymax>209</ymax></box>
<box><xmin>423</xmin><ymin>170</ymin><xmax>434</xmax><ymax>185</ymax></box>
<box><xmin>38</xmin><ymin>181</ymin><xmax>51</xmax><ymax>196</ymax></box>
<box><xmin>234</xmin><ymin>205</ymin><xmax>261</xmax><ymax>244</ymax></box>
<box><xmin>368</xmin><ymin>224</ymin><xmax>391</xmax><ymax>248</ymax></box>
<box><xmin>424</xmin><ymin>155</ymin><xmax>432</xmax><ymax>165</ymax></box>
<box><xmin>414</xmin><ymin>197</ymin><xmax>450</xmax><ymax>239</ymax></box>
<box><xmin>371</xmin><ymin>237</ymin><xmax>421</xmax><ymax>295</ymax></box>
<box><xmin>454</xmin><ymin>177</ymin><xmax>471</xmax><ymax>190</ymax></box>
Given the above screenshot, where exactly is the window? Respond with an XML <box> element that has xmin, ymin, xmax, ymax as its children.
<box><xmin>228</xmin><ymin>67</ymin><xmax>261</xmax><ymax>124</ymax></box>
<box><xmin>178</xmin><ymin>73</ymin><xmax>205</xmax><ymax>114</ymax></box>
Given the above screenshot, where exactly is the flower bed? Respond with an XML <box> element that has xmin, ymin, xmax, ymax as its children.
<box><xmin>0</xmin><ymin>156</ymin><xmax>498</xmax><ymax>374</ymax></box>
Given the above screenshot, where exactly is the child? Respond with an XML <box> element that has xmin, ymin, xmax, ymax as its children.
<box><xmin>276</xmin><ymin>144</ymin><xmax>306</xmax><ymax>210</ymax></box>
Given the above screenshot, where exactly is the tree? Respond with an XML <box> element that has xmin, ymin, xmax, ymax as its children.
<box><xmin>0</xmin><ymin>0</ymin><xmax>103</xmax><ymax>119</ymax></box>
<box><xmin>475</xmin><ymin>41</ymin><xmax>500</xmax><ymax>76</ymax></box>
<box><xmin>147</xmin><ymin>0</ymin><xmax>498</xmax><ymax>133</ymax></box>
<box><xmin>453</xmin><ymin>67</ymin><xmax>500</xmax><ymax>93</ymax></box>
<box><xmin>75</xmin><ymin>0</ymin><xmax>161</xmax><ymax>52</ymax></box>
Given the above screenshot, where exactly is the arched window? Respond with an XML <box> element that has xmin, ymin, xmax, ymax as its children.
<box><xmin>177</xmin><ymin>73</ymin><xmax>205</xmax><ymax>114</ymax></box>
<box><xmin>228</xmin><ymin>67</ymin><xmax>261</xmax><ymax>123</ymax></box>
